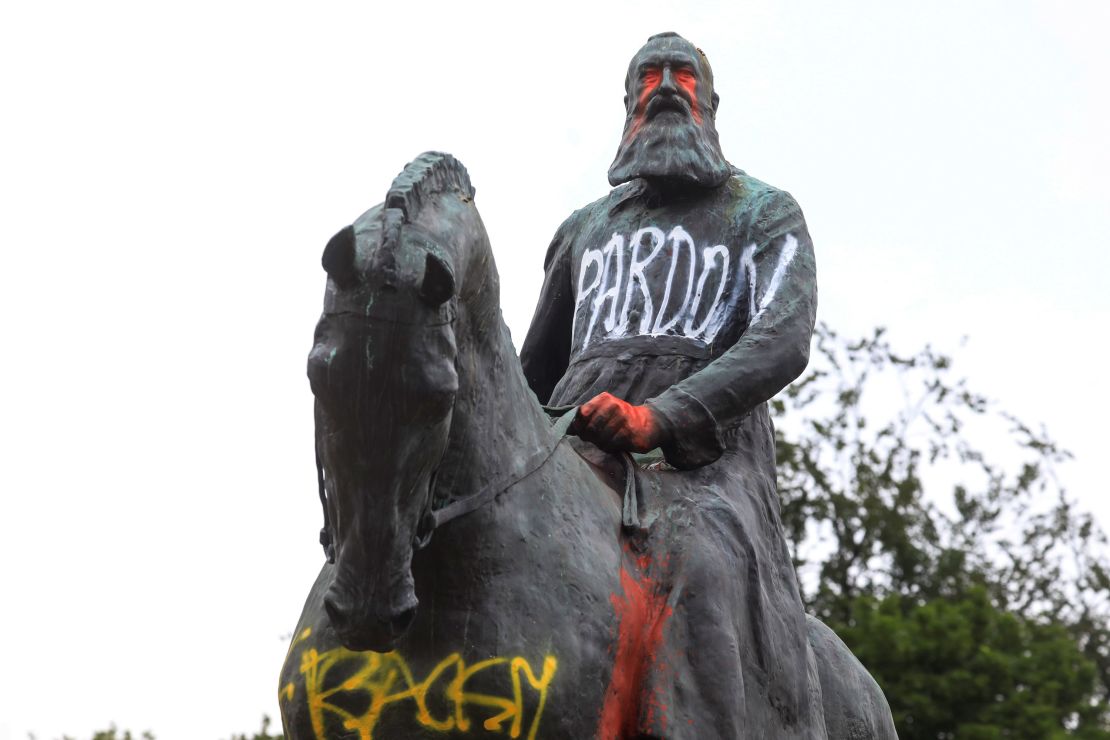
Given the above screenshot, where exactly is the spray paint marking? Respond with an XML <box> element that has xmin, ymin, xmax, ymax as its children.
<box><xmin>752</xmin><ymin>234</ymin><xmax>798</xmax><ymax>322</ymax></box>
<box><xmin>576</xmin><ymin>229</ymin><xmax>801</xmax><ymax>350</ymax></box>
<box><xmin>628</xmin><ymin>65</ymin><xmax>702</xmax><ymax>139</ymax></box>
<box><xmin>281</xmin><ymin>628</ymin><xmax>557</xmax><ymax>740</ymax></box>
<box><xmin>576</xmin><ymin>225</ymin><xmax>734</xmax><ymax>347</ymax></box>
<box><xmin>597</xmin><ymin>548</ymin><xmax>674</xmax><ymax>739</ymax></box>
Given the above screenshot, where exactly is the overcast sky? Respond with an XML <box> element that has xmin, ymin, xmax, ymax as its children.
<box><xmin>1</xmin><ymin>1</ymin><xmax>1107</xmax><ymax>738</ymax></box>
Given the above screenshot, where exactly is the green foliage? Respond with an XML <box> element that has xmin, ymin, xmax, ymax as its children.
<box><xmin>38</xmin><ymin>715</ymin><xmax>282</xmax><ymax>740</ymax></box>
<box><xmin>775</xmin><ymin>324</ymin><xmax>1110</xmax><ymax>737</ymax></box>
<box><xmin>225</xmin><ymin>714</ymin><xmax>283</xmax><ymax>740</ymax></box>
<box><xmin>44</xmin><ymin>727</ymin><xmax>155</xmax><ymax>740</ymax></box>
<box><xmin>843</xmin><ymin>590</ymin><xmax>1098</xmax><ymax>738</ymax></box>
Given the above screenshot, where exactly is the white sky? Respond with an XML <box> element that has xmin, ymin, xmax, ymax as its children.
<box><xmin>1</xmin><ymin>1</ymin><xmax>1107</xmax><ymax>737</ymax></box>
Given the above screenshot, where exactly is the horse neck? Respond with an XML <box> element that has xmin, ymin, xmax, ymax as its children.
<box><xmin>434</xmin><ymin>297</ymin><xmax>553</xmax><ymax>503</ymax></box>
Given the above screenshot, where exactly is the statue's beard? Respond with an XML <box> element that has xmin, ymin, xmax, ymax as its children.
<box><xmin>608</xmin><ymin>109</ymin><xmax>731</xmax><ymax>188</ymax></box>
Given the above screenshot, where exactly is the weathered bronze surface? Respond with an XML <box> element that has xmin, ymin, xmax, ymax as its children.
<box><xmin>280</xmin><ymin>33</ymin><xmax>897</xmax><ymax>740</ymax></box>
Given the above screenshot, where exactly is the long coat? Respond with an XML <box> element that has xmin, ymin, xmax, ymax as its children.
<box><xmin>519</xmin><ymin>169</ymin><xmax>827</xmax><ymax>738</ymax></box>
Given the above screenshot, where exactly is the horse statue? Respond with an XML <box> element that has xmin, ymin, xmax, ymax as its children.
<box><xmin>278</xmin><ymin>152</ymin><xmax>897</xmax><ymax>740</ymax></box>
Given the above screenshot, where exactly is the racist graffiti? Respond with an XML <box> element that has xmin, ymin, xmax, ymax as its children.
<box><xmin>281</xmin><ymin>629</ymin><xmax>558</xmax><ymax>740</ymax></box>
<box><xmin>574</xmin><ymin>226</ymin><xmax>800</xmax><ymax>350</ymax></box>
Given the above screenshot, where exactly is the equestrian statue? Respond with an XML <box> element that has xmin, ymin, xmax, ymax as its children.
<box><xmin>279</xmin><ymin>32</ymin><xmax>897</xmax><ymax>740</ymax></box>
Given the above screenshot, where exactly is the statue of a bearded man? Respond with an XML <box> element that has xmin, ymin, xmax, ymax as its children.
<box><xmin>521</xmin><ymin>32</ymin><xmax>823</xmax><ymax>738</ymax></box>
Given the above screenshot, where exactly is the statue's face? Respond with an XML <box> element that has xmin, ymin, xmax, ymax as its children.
<box><xmin>625</xmin><ymin>36</ymin><xmax>712</xmax><ymax>138</ymax></box>
<box><xmin>608</xmin><ymin>34</ymin><xmax>730</xmax><ymax>189</ymax></box>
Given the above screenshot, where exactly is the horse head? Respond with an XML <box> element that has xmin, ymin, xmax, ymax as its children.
<box><xmin>307</xmin><ymin>152</ymin><xmax>486</xmax><ymax>652</ymax></box>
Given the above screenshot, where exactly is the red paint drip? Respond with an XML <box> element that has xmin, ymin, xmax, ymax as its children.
<box><xmin>597</xmin><ymin>548</ymin><xmax>673</xmax><ymax>739</ymax></box>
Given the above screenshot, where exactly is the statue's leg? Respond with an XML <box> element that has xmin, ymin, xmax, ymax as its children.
<box><xmin>632</xmin><ymin>471</ymin><xmax>827</xmax><ymax>740</ymax></box>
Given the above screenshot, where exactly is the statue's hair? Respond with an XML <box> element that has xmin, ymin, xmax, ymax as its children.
<box><xmin>386</xmin><ymin>151</ymin><xmax>475</xmax><ymax>223</ymax></box>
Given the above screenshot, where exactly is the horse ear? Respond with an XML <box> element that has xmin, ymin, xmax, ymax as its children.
<box><xmin>420</xmin><ymin>252</ymin><xmax>455</xmax><ymax>306</ymax></box>
<box><xmin>322</xmin><ymin>225</ymin><xmax>357</xmax><ymax>287</ymax></box>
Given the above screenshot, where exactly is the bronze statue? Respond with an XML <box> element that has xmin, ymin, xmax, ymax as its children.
<box><xmin>280</xmin><ymin>33</ymin><xmax>896</xmax><ymax>740</ymax></box>
<box><xmin>521</xmin><ymin>30</ymin><xmax>828</xmax><ymax>736</ymax></box>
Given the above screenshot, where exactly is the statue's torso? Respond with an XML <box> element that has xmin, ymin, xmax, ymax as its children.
<box><xmin>549</xmin><ymin>172</ymin><xmax>774</xmax><ymax>408</ymax></box>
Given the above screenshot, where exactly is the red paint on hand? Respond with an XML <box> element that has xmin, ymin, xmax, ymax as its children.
<box><xmin>572</xmin><ymin>392</ymin><xmax>662</xmax><ymax>453</ymax></box>
<box><xmin>597</xmin><ymin>548</ymin><xmax>673</xmax><ymax>739</ymax></box>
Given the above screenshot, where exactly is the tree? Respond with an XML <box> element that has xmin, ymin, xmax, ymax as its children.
<box><xmin>36</xmin><ymin>716</ymin><xmax>282</xmax><ymax>740</ymax></box>
<box><xmin>774</xmin><ymin>324</ymin><xmax>1110</xmax><ymax>737</ymax></box>
<box><xmin>41</xmin><ymin>728</ymin><xmax>154</xmax><ymax>740</ymax></box>
<box><xmin>225</xmin><ymin>714</ymin><xmax>283</xmax><ymax>740</ymax></box>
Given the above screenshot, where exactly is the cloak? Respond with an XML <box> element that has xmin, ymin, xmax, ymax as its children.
<box><xmin>520</xmin><ymin>170</ymin><xmax>826</xmax><ymax>738</ymax></box>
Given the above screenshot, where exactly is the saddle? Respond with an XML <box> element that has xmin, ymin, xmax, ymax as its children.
<box><xmin>543</xmin><ymin>405</ymin><xmax>663</xmax><ymax>533</ymax></box>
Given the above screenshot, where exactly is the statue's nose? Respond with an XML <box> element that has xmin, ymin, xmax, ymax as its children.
<box><xmin>658</xmin><ymin>67</ymin><xmax>678</xmax><ymax>94</ymax></box>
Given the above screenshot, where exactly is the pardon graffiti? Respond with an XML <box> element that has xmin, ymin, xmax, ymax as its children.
<box><xmin>573</xmin><ymin>224</ymin><xmax>799</xmax><ymax>349</ymax></box>
<box><xmin>281</xmin><ymin>629</ymin><xmax>559</xmax><ymax>740</ymax></box>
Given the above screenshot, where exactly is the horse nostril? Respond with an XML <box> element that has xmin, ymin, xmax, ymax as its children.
<box><xmin>324</xmin><ymin>593</ymin><xmax>348</xmax><ymax>631</ymax></box>
<box><xmin>391</xmin><ymin>605</ymin><xmax>417</xmax><ymax>636</ymax></box>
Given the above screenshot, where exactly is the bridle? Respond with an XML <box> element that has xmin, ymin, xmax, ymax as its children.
<box><xmin>312</xmin><ymin>308</ymin><xmax>642</xmax><ymax>564</ymax></box>
<box><xmin>316</xmin><ymin>443</ymin><xmax>336</xmax><ymax>564</ymax></box>
<box><xmin>314</xmin><ymin>401</ymin><xmax>580</xmax><ymax>563</ymax></box>
<box><xmin>409</xmin><ymin>406</ymin><xmax>580</xmax><ymax>549</ymax></box>
<box><xmin>311</xmin><ymin>301</ymin><xmax>586</xmax><ymax>563</ymax></box>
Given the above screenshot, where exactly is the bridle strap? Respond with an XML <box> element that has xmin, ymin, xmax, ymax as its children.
<box><xmin>423</xmin><ymin>404</ymin><xmax>641</xmax><ymax>534</ymax></box>
<box><xmin>315</xmin><ymin>439</ymin><xmax>335</xmax><ymax>564</ymax></box>
<box><xmin>320</xmin><ymin>403</ymin><xmax>642</xmax><ymax>561</ymax></box>
<box><xmin>423</xmin><ymin>406</ymin><xmax>580</xmax><ymax>533</ymax></box>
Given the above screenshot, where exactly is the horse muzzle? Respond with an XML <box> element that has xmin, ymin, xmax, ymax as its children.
<box><xmin>323</xmin><ymin>583</ymin><xmax>419</xmax><ymax>652</ymax></box>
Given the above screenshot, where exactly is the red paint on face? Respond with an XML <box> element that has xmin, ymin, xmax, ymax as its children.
<box><xmin>597</xmin><ymin>548</ymin><xmax>673</xmax><ymax>739</ymax></box>
<box><xmin>639</xmin><ymin>68</ymin><xmax>662</xmax><ymax>108</ymax></box>
<box><xmin>627</xmin><ymin>64</ymin><xmax>702</xmax><ymax>140</ymax></box>
<box><xmin>674</xmin><ymin>68</ymin><xmax>702</xmax><ymax>124</ymax></box>
<box><xmin>626</xmin><ymin>69</ymin><xmax>657</xmax><ymax>140</ymax></box>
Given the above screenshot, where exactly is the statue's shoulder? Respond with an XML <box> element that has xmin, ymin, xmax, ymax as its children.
<box><xmin>725</xmin><ymin>169</ymin><xmax>805</xmax><ymax>227</ymax></box>
<box><xmin>541</xmin><ymin>187</ymin><xmax>633</xmax><ymax>267</ymax></box>
<box><xmin>726</xmin><ymin>168</ymin><xmax>791</xmax><ymax>204</ymax></box>
<box><xmin>580</xmin><ymin>181</ymin><xmax>644</xmax><ymax>217</ymax></box>
<box><xmin>552</xmin><ymin>181</ymin><xmax>645</xmax><ymax>241</ymax></box>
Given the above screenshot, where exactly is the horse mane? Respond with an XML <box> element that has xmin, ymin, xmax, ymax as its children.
<box><xmin>385</xmin><ymin>152</ymin><xmax>475</xmax><ymax>222</ymax></box>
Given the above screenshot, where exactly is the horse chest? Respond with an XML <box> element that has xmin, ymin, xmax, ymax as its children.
<box><xmin>279</xmin><ymin>540</ymin><xmax>619</xmax><ymax>740</ymax></box>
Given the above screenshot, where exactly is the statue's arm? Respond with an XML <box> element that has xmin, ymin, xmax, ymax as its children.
<box><xmin>520</xmin><ymin>218</ymin><xmax>576</xmax><ymax>405</ymax></box>
<box><xmin>649</xmin><ymin>189</ymin><xmax>818</xmax><ymax>468</ymax></box>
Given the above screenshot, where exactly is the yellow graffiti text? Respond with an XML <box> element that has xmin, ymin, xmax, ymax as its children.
<box><xmin>281</xmin><ymin>637</ymin><xmax>557</xmax><ymax>740</ymax></box>
<box><xmin>281</xmin><ymin>627</ymin><xmax>315</xmax><ymax>703</ymax></box>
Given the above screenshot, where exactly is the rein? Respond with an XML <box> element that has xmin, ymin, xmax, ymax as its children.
<box><xmin>412</xmin><ymin>405</ymin><xmax>579</xmax><ymax>548</ymax></box>
<box><xmin>315</xmin><ymin>405</ymin><xmax>642</xmax><ymax>562</ymax></box>
<box><xmin>315</xmin><ymin>442</ymin><xmax>335</xmax><ymax>564</ymax></box>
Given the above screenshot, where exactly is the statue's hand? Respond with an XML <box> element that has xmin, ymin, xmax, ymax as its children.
<box><xmin>570</xmin><ymin>392</ymin><xmax>668</xmax><ymax>454</ymax></box>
